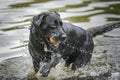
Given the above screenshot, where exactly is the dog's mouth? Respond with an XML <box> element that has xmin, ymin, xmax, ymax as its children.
<box><xmin>48</xmin><ymin>37</ymin><xmax>59</xmax><ymax>46</ymax></box>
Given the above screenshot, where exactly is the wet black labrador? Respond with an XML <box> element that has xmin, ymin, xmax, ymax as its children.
<box><xmin>28</xmin><ymin>12</ymin><xmax>120</xmax><ymax>77</ymax></box>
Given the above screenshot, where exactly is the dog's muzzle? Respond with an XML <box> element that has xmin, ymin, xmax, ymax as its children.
<box><xmin>49</xmin><ymin>34</ymin><xmax>67</xmax><ymax>46</ymax></box>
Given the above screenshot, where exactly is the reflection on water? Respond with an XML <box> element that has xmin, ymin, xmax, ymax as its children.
<box><xmin>49</xmin><ymin>1</ymin><xmax>90</xmax><ymax>12</ymax></box>
<box><xmin>0</xmin><ymin>0</ymin><xmax>120</xmax><ymax>61</ymax></box>
<box><xmin>10</xmin><ymin>0</ymin><xmax>50</xmax><ymax>8</ymax></box>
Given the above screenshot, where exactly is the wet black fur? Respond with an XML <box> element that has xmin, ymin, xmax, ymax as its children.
<box><xmin>28</xmin><ymin>12</ymin><xmax>66</xmax><ymax>77</ymax></box>
<box><xmin>28</xmin><ymin>12</ymin><xmax>120</xmax><ymax>77</ymax></box>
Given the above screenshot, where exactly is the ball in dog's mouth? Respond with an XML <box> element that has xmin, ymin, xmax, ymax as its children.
<box><xmin>49</xmin><ymin>37</ymin><xmax>59</xmax><ymax>46</ymax></box>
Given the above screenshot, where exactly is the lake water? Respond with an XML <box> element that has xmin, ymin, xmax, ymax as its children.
<box><xmin>0</xmin><ymin>0</ymin><xmax>120</xmax><ymax>62</ymax></box>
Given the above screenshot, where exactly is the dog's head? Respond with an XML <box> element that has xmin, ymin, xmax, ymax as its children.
<box><xmin>30</xmin><ymin>12</ymin><xmax>66</xmax><ymax>46</ymax></box>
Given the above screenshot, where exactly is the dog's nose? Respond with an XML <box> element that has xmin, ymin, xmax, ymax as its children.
<box><xmin>61</xmin><ymin>34</ymin><xmax>67</xmax><ymax>41</ymax></box>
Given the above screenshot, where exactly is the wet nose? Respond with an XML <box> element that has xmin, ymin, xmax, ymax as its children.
<box><xmin>61</xmin><ymin>34</ymin><xmax>67</xmax><ymax>41</ymax></box>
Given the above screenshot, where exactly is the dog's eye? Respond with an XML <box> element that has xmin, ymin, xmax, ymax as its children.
<box><xmin>51</xmin><ymin>24</ymin><xmax>57</xmax><ymax>28</ymax></box>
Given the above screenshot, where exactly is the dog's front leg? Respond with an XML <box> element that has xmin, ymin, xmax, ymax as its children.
<box><xmin>33</xmin><ymin>59</ymin><xmax>40</xmax><ymax>73</ymax></box>
<box><xmin>50</xmin><ymin>52</ymin><xmax>61</xmax><ymax>67</ymax></box>
<box><xmin>39</xmin><ymin>51</ymin><xmax>61</xmax><ymax>77</ymax></box>
<box><xmin>27</xmin><ymin>58</ymin><xmax>40</xmax><ymax>80</ymax></box>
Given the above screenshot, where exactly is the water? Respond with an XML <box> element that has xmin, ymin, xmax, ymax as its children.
<box><xmin>0</xmin><ymin>0</ymin><xmax>120</xmax><ymax>62</ymax></box>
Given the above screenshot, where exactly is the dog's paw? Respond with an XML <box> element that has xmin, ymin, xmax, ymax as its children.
<box><xmin>39</xmin><ymin>62</ymin><xmax>51</xmax><ymax>77</ymax></box>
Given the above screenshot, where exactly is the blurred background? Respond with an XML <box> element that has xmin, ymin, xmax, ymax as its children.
<box><xmin>0</xmin><ymin>0</ymin><xmax>120</xmax><ymax>62</ymax></box>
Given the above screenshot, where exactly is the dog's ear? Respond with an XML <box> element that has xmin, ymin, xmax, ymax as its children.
<box><xmin>29</xmin><ymin>12</ymin><xmax>48</xmax><ymax>33</ymax></box>
<box><xmin>33</xmin><ymin>12</ymin><xmax>47</xmax><ymax>27</ymax></box>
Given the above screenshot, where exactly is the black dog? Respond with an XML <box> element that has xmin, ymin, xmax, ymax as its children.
<box><xmin>28</xmin><ymin>12</ymin><xmax>67</xmax><ymax>77</ymax></box>
<box><xmin>28</xmin><ymin>12</ymin><xmax>120</xmax><ymax>77</ymax></box>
